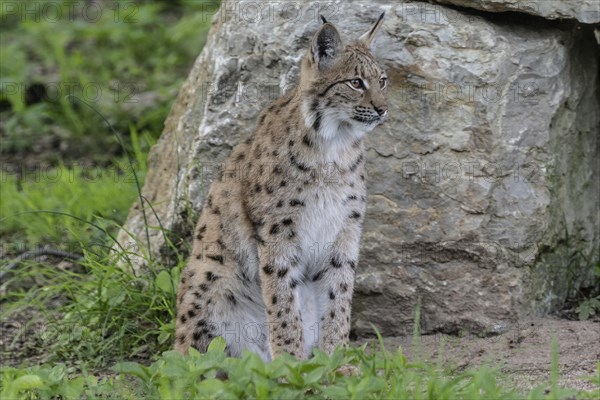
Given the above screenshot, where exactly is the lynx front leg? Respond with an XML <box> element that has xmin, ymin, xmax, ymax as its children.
<box><xmin>316</xmin><ymin>220</ymin><xmax>362</xmax><ymax>354</ymax></box>
<box><xmin>259</xmin><ymin>240</ymin><xmax>305</xmax><ymax>359</ymax></box>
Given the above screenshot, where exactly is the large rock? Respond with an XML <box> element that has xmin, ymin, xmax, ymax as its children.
<box><xmin>117</xmin><ymin>1</ymin><xmax>599</xmax><ymax>336</ymax></box>
<box><xmin>432</xmin><ymin>0</ymin><xmax>600</xmax><ymax>24</ymax></box>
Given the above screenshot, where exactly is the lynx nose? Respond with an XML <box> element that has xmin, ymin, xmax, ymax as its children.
<box><xmin>375</xmin><ymin>105</ymin><xmax>388</xmax><ymax>117</ymax></box>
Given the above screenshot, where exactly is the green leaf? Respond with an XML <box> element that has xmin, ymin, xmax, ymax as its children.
<box><xmin>285</xmin><ymin>365</ymin><xmax>304</xmax><ymax>387</ymax></box>
<box><xmin>60</xmin><ymin>376</ymin><xmax>86</xmax><ymax>399</ymax></box>
<box><xmin>195</xmin><ymin>378</ymin><xmax>226</xmax><ymax>395</ymax></box>
<box><xmin>245</xmin><ymin>351</ymin><xmax>266</xmax><ymax>376</ymax></box>
<box><xmin>578</xmin><ymin>302</ymin><xmax>592</xmax><ymax>320</ymax></box>
<box><xmin>355</xmin><ymin>376</ymin><xmax>385</xmax><ymax>394</ymax></box>
<box><xmin>113</xmin><ymin>362</ymin><xmax>152</xmax><ymax>380</ymax></box>
<box><xmin>322</xmin><ymin>384</ymin><xmax>351</xmax><ymax>398</ymax></box>
<box><xmin>207</xmin><ymin>336</ymin><xmax>227</xmax><ymax>353</ymax></box>
<box><xmin>304</xmin><ymin>366</ymin><xmax>326</xmax><ymax>385</ymax></box>
<box><xmin>158</xmin><ymin>330</ymin><xmax>171</xmax><ymax>344</ymax></box>
<box><xmin>48</xmin><ymin>365</ymin><xmax>66</xmax><ymax>383</ymax></box>
<box><xmin>6</xmin><ymin>374</ymin><xmax>45</xmax><ymax>396</ymax></box>
<box><xmin>188</xmin><ymin>346</ymin><xmax>201</xmax><ymax>357</ymax></box>
<box><xmin>155</xmin><ymin>270</ymin><xmax>174</xmax><ymax>294</ymax></box>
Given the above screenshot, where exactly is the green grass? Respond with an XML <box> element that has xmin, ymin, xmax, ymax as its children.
<box><xmin>1</xmin><ymin>250</ymin><xmax>182</xmax><ymax>368</ymax></box>
<box><xmin>0</xmin><ymin>130</ymin><xmax>151</xmax><ymax>248</ymax></box>
<box><xmin>0</xmin><ymin>160</ymin><xmax>145</xmax><ymax>248</ymax></box>
<box><xmin>0</xmin><ymin>120</ymin><xmax>156</xmax><ymax>247</ymax></box>
<box><xmin>0</xmin><ymin>0</ymin><xmax>215</xmax><ymax>164</ymax></box>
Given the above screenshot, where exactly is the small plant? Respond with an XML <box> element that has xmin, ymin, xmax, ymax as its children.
<box><xmin>1</xmin><ymin>364</ymin><xmax>105</xmax><ymax>399</ymax></box>
<box><xmin>576</xmin><ymin>295</ymin><xmax>600</xmax><ymax>320</ymax></box>
<box><xmin>576</xmin><ymin>262</ymin><xmax>600</xmax><ymax>320</ymax></box>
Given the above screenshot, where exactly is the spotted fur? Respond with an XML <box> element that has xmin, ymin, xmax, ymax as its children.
<box><xmin>175</xmin><ymin>13</ymin><xmax>388</xmax><ymax>361</ymax></box>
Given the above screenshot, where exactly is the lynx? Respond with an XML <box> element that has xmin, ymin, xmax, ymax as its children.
<box><xmin>175</xmin><ymin>13</ymin><xmax>388</xmax><ymax>361</ymax></box>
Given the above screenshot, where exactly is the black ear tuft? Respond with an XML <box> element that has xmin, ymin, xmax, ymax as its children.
<box><xmin>311</xmin><ymin>23</ymin><xmax>343</xmax><ymax>70</ymax></box>
<box><xmin>320</xmin><ymin>15</ymin><xmax>327</xmax><ymax>24</ymax></box>
<box><xmin>358</xmin><ymin>11</ymin><xmax>385</xmax><ymax>48</ymax></box>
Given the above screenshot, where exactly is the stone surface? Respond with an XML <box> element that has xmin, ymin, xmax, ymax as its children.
<box><xmin>117</xmin><ymin>1</ymin><xmax>599</xmax><ymax>337</ymax></box>
<box><xmin>432</xmin><ymin>0</ymin><xmax>600</xmax><ymax>24</ymax></box>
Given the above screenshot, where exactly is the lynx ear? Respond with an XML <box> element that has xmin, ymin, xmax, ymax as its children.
<box><xmin>358</xmin><ymin>12</ymin><xmax>385</xmax><ymax>48</ymax></box>
<box><xmin>311</xmin><ymin>22</ymin><xmax>343</xmax><ymax>70</ymax></box>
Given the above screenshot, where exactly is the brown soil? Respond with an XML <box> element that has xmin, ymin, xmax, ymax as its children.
<box><xmin>358</xmin><ymin>317</ymin><xmax>600</xmax><ymax>393</ymax></box>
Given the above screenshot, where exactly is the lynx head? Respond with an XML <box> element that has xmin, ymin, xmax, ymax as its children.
<box><xmin>300</xmin><ymin>13</ymin><xmax>388</xmax><ymax>141</ymax></box>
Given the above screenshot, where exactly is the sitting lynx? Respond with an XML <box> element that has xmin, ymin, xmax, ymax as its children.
<box><xmin>175</xmin><ymin>13</ymin><xmax>388</xmax><ymax>361</ymax></box>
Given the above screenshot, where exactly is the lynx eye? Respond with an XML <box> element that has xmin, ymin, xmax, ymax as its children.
<box><xmin>379</xmin><ymin>77</ymin><xmax>388</xmax><ymax>89</ymax></box>
<box><xmin>348</xmin><ymin>79</ymin><xmax>364</xmax><ymax>90</ymax></box>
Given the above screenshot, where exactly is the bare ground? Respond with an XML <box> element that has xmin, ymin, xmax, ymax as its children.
<box><xmin>358</xmin><ymin>317</ymin><xmax>600</xmax><ymax>393</ymax></box>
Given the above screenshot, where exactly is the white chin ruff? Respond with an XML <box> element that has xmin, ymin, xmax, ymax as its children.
<box><xmin>302</xmin><ymin>100</ymin><xmax>369</xmax><ymax>141</ymax></box>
